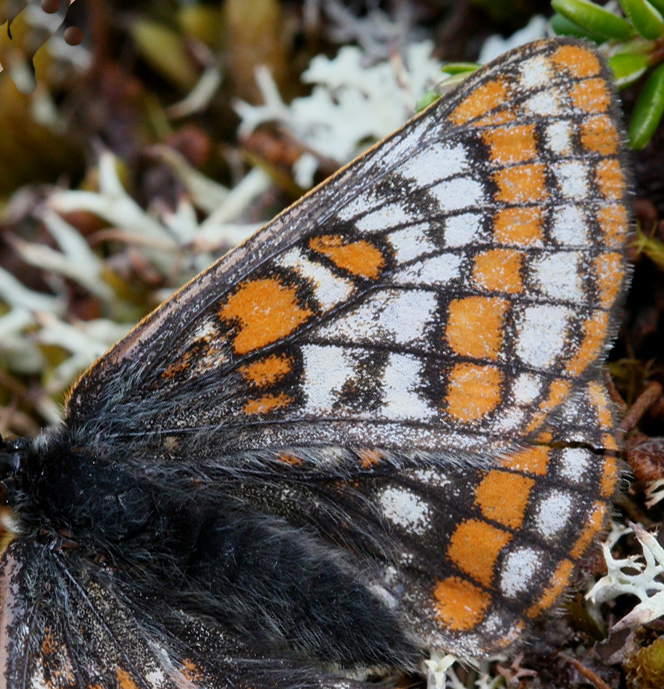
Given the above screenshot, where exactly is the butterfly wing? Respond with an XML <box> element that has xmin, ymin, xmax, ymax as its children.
<box><xmin>0</xmin><ymin>539</ymin><xmax>369</xmax><ymax>689</ymax></box>
<box><xmin>59</xmin><ymin>38</ymin><xmax>629</xmax><ymax>657</ymax></box>
<box><xmin>65</xmin><ymin>39</ymin><xmax>628</xmax><ymax>462</ymax></box>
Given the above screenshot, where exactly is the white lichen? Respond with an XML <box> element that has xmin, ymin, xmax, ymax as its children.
<box><xmin>645</xmin><ymin>478</ymin><xmax>664</xmax><ymax>509</ymax></box>
<box><xmin>587</xmin><ymin>521</ymin><xmax>664</xmax><ymax>632</ymax></box>
<box><xmin>0</xmin><ymin>148</ymin><xmax>267</xmax><ymax>404</ymax></box>
<box><xmin>236</xmin><ymin>41</ymin><xmax>442</xmax><ymax>181</ymax></box>
<box><xmin>425</xmin><ymin>651</ymin><xmax>505</xmax><ymax>689</ymax></box>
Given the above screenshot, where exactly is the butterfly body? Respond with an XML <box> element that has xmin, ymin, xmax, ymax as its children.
<box><xmin>1</xmin><ymin>433</ymin><xmax>420</xmax><ymax>673</ymax></box>
<box><xmin>0</xmin><ymin>38</ymin><xmax>630</xmax><ymax>688</ymax></box>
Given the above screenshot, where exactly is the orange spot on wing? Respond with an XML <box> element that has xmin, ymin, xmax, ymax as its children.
<box><xmin>524</xmin><ymin>412</ymin><xmax>546</xmax><ymax>434</ymax></box>
<box><xmin>597</xmin><ymin>203</ymin><xmax>629</xmax><ymax>248</ymax></box>
<box><xmin>432</xmin><ymin>576</ymin><xmax>491</xmax><ymax>631</ymax></box>
<box><xmin>603</xmin><ymin>433</ymin><xmax>618</xmax><ymax>451</ymax></box>
<box><xmin>181</xmin><ymin>658</ymin><xmax>205</xmax><ymax>684</ymax></box>
<box><xmin>42</xmin><ymin>628</ymin><xmax>54</xmax><ymax>655</ymax></box>
<box><xmin>116</xmin><ymin>668</ymin><xmax>140</xmax><ymax>689</ymax></box>
<box><xmin>493</xmin><ymin>207</ymin><xmax>543</xmax><ymax>246</ymax></box>
<box><xmin>162</xmin><ymin>351</ymin><xmax>193</xmax><ymax>379</ymax></box>
<box><xmin>277</xmin><ymin>452</ymin><xmax>304</xmax><ymax>466</ymax></box>
<box><xmin>600</xmin><ymin>454</ymin><xmax>620</xmax><ymax>497</ymax></box>
<box><xmin>447</xmin><ymin>519</ymin><xmax>511</xmax><ymax>587</ymax></box>
<box><xmin>551</xmin><ymin>44</ymin><xmax>601</xmax><ymax>78</ymax></box>
<box><xmin>243</xmin><ymin>392</ymin><xmax>292</xmax><ymax>415</ymax></box>
<box><xmin>194</xmin><ymin>342</ymin><xmax>226</xmax><ymax>374</ymax></box>
<box><xmin>566</xmin><ymin>311</ymin><xmax>609</xmax><ymax>376</ymax></box>
<box><xmin>358</xmin><ymin>448</ymin><xmax>383</xmax><ymax>469</ymax></box>
<box><xmin>472</xmin><ymin>248</ymin><xmax>524</xmax><ymax>294</ymax></box>
<box><xmin>309</xmin><ymin>235</ymin><xmax>385</xmax><ymax>280</ymax></box>
<box><xmin>482</xmin><ymin>124</ymin><xmax>537</xmax><ymax>165</ymax></box>
<box><xmin>540</xmin><ymin>379</ymin><xmax>572</xmax><ymax>412</ymax></box>
<box><xmin>493</xmin><ymin>163</ymin><xmax>547</xmax><ymax>204</ymax></box>
<box><xmin>446</xmin><ymin>296</ymin><xmax>509</xmax><ymax>360</ymax></box>
<box><xmin>594</xmin><ymin>252</ymin><xmax>624</xmax><ymax>309</ymax></box>
<box><xmin>536</xmin><ymin>430</ymin><xmax>553</xmax><ymax>444</ymax></box>
<box><xmin>525</xmin><ymin>380</ymin><xmax>572</xmax><ymax>433</ymax></box>
<box><xmin>570</xmin><ymin>501</ymin><xmax>607</xmax><ymax>559</ymax></box>
<box><xmin>498</xmin><ymin>446</ymin><xmax>550</xmax><ymax>475</ymax></box>
<box><xmin>219</xmin><ymin>278</ymin><xmax>313</xmax><ymax>354</ymax></box>
<box><xmin>474</xmin><ymin>470</ymin><xmax>534</xmax><ymax>529</ymax></box>
<box><xmin>586</xmin><ymin>380</ymin><xmax>614</xmax><ymax>431</ymax></box>
<box><xmin>445</xmin><ymin>363</ymin><xmax>503</xmax><ymax>422</ymax></box>
<box><xmin>581</xmin><ymin>115</ymin><xmax>619</xmax><ymax>155</ymax></box>
<box><xmin>526</xmin><ymin>558</ymin><xmax>574</xmax><ymax>618</ymax></box>
<box><xmin>570</xmin><ymin>78</ymin><xmax>610</xmax><ymax>113</ymax></box>
<box><xmin>449</xmin><ymin>79</ymin><xmax>508</xmax><ymax>125</ymax></box>
<box><xmin>239</xmin><ymin>353</ymin><xmax>292</xmax><ymax>387</ymax></box>
<box><xmin>595</xmin><ymin>159</ymin><xmax>625</xmax><ymax>201</ymax></box>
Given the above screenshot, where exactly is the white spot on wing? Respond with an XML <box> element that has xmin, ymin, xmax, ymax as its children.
<box><xmin>409</xmin><ymin>467</ymin><xmax>452</xmax><ymax>489</ymax></box>
<box><xmin>379</xmin><ymin>486</ymin><xmax>431</xmax><ymax>533</ymax></box>
<box><xmin>519</xmin><ymin>55</ymin><xmax>552</xmax><ymax>89</ymax></box>
<box><xmin>145</xmin><ymin>667</ymin><xmax>168</xmax><ymax>689</ymax></box>
<box><xmin>393</xmin><ymin>252</ymin><xmax>463</xmax><ymax>286</ymax></box>
<box><xmin>512</xmin><ymin>373</ymin><xmax>541</xmax><ymax>404</ymax></box>
<box><xmin>491</xmin><ymin>407</ymin><xmax>525</xmax><ymax>432</ymax></box>
<box><xmin>317</xmin><ymin>289</ymin><xmax>437</xmax><ymax>346</ymax></box>
<box><xmin>555</xmin><ymin>160</ymin><xmax>588</xmax><ymax>200</ymax></box>
<box><xmin>429</xmin><ymin>177</ymin><xmax>485</xmax><ymax>212</ymax></box>
<box><xmin>534</xmin><ymin>490</ymin><xmax>573</xmax><ymax>539</ymax></box>
<box><xmin>399</xmin><ymin>143</ymin><xmax>469</xmax><ymax>186</ymax></box>
<box><xmin>381</xmin><ymin>351</ymin><xmax>434</xmax><ymax>420</ymax></box>
<box><xmin>389</xmin><ymin>223</ymin><xmax>437</xmax><ymax>263</ymax></box>
<box><xmin>532</xmin><ymin>251</ymin><xmax>583</xmax><ymax>302</ymax></box>
<box><xmin>516</xmin><ymin>305</ymin><xmax>571</xmax><ymax>369</ymax></box>
<box><xmin>277</xmin><ymin>248</ymin><xmax>353</xmax><ymax>310</ymax></box>
<box><xmin>191</xmin><ymin>318</ymin><xmax>218</xmax><ymax>342</ymax></box>
<box><xmin>500</xmin><ymin>546</ymin><xmax>542</xmax><ymax>597</ymax></box>
<box><xmin>558</xmin><ymin>447</ymin><xmax>592</xmax><ymax>483</ymax></box>
<box><xmin>445</xmin><ymin>212</ymin><xmax>484</xmax><ymax>247</ymax></box>
<box><xmin>545</xmin><ymin>120</ymin><xmax>572</xmax><ymax>154</ymax></box>
<box><xmin>300</xmin><ymin>344</ymin><xmax>356</xmax><ymax>414</ymax></box>
<box><xmin>337</xmin><ymin>190</ymin><xmax>378</xmax><ymax>222</ymax></box>
<box><xmin>550</xmin><ymin>205</ymin><xmax>588</xmax><ymax>246</ymax></box>
<box><xmin>523</xmin><ymin>91</ymin><xmax>559</xmax><ymax>116</ymax></box>
<box><xmin>355</xmin><ymin>202</ymin><xmax>416</xmax><ymax>232</ymax></box>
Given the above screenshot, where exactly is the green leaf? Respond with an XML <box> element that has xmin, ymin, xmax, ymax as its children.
<box><xmin>645</xmin><ymin>0</ymin><xmax>664</xmax><ymax>15</ymax></box>
<box><xmin>415</xmin><ymin>91</ymin><xmax>440</xmax><ymax>112</ymax></box>
<box><xmin>551</xmin><ymin>0</ymin><xmax>637</xmax><ymax>41</ymax></box>
<box><xmin>440</xmin><ymin>62</ymin><xmax>480</xmax><ymax>75</ymax></box>
<box><xmin>633</xmin><ymin>227</ymin><xmax>664</xmax><ymax>270</ymax></box>
<box><xmin>609</xmin><ymin>52</ymin><xmax>650</xmax><ymax>87</ymax></box>
<box><xmin>628</xmin><ymin>61</ymin><xmax>664</xmax><ymax>148</ymax></box>
<box><xmin>129</xmin><ymin>20</ymin><xmax>199</xmax><ymax>91</ymax></box>
<box><xmin>618</xmin><ymin>0</ymin><xmax>664</xmax><ymax>39</ymax></box>
<box><xmin>550</xmin><ymin>12</ymin><xmax>604</xmax><ymax>40</ymax></box>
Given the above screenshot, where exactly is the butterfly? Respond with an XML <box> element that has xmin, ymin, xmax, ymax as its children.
<box><xmin>0</xmin><ymin>37</ymin><xmax>630</xmax><ymax>688</ymax></box>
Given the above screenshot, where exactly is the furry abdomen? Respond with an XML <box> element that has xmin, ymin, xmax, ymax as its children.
<box><xmin>12</xmin><ymin>432</ymin><xmax>420</xmax><ymax>670</ymax></box>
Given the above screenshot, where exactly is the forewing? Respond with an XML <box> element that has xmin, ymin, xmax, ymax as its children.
<box><xmin>64</xmin><ymin>39</ymin><xmax>630</xmax><ymax>468</ymax></box>
<box><xmin>0</xmin><ymin>540</ymin><xmax>367</xmax><ymax>689</ymax></box>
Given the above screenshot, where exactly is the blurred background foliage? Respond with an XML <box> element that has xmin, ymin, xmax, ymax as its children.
<box><xmin>1</xmin><ymin>2</ymin><xmax>664</xmax><ymax>686</ymax></box>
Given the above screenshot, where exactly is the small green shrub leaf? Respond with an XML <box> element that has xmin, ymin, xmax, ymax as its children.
<box><xmin>609</xmin><ymin>52</ymin><xmax>650</xmax><ymax>87</ymax></box>
<box><xmin>618</xmin><ymin>0</ymin><xmax>664</xmax><ymax>40</ymax></box>
<box><xmin>628</xmin><ymin>61</ymin><xmax>664</xmax><ymax>148</ymax></box>
<box><xmin>551</xmin><ymin>0</ymin><xmax>637</xmax><ymax>41</ymax></box>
